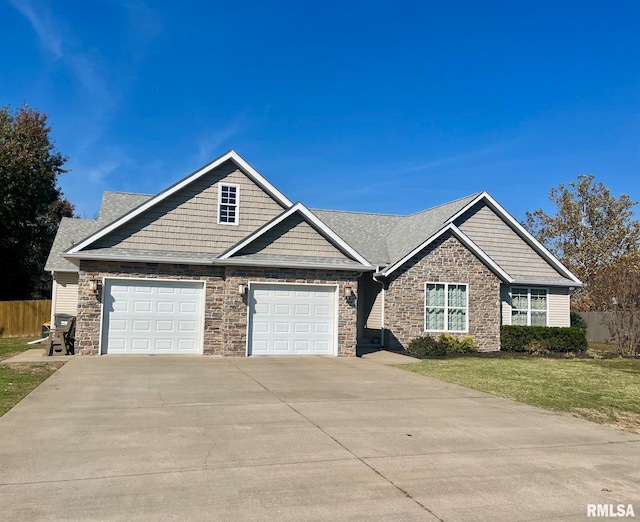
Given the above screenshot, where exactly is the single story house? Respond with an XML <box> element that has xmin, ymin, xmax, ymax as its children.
<box><xmin>45</xmin><ymin>150</ymin><xmax>582</xmax><ymax>356</ymax></box>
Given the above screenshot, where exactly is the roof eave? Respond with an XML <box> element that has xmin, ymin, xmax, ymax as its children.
<box><xmin>511</xmin><ymin>279</ymin><xmax>584</xmax><ymax>288</ymax></box>
<box><xmin>446</xmin><ymin>191</ymin><xmax>583</xmax><ymax>286</ymax></box>
<box><xmin>63</xmin><ymin>252</ymin><xmax>216</xmax><ymax>266</ymax></box>
<box><xmin>218</xmin><ymin>257</ymin><xmax>372</xmax><ymax>272</ymax></box>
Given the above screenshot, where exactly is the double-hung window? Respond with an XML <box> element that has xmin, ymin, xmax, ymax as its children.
<box><xmin>218</xmin><ymin>184</ymin><xmax>239</xmax><ymax>225</ymax></box>
<box><xmin>511</xmin><ymin>287</ymin><xmax>548</xmax><ymax>326</ymax></box>
<box><xmin>425</xmin><ymin>283</ymin><xmax>468</xmax><ymax>332</ymax></box>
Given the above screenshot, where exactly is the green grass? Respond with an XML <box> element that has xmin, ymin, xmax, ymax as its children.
<box><xmin>402</xmin><ymin>356</ymin><xmax>640</xmax><ymax>433</ymax></box>
<box><xmin>587</xmin><ymin>340</ymin><xmax>620</xmax><ymax>356</ymax></box>
<box><xmin>0</xmin><ymin>336</ymin><xmax>33</xmax><ymax>360</ymax></box>
<box><xmin>0</xmin><ymin>337</ymin><xmax>61</xmax><ymax>417</ymax></box>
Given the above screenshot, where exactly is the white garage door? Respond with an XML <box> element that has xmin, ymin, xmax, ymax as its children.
<box><xmin>101</xmin><ymin>279</ymin><xmax>204</xmax><ymax>355</ymax></box>
<box><xmin>248</xmin><ymin>284</ymin><xmax>336</xmax><ymax>355</ymax></box>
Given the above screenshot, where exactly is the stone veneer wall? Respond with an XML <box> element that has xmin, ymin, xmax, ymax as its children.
<box><xmin>384</xmin><ymin>233</ymin><xmax>501</xmax><ymax>352</ymax></box>
<box><xmin>76</xmin><ymin>260</ymin><xmax>358</xmax><ymax>356</ymax></box>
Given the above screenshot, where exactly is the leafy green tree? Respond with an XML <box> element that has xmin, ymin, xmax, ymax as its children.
<box><xmin>525</xmin><ymin>174</ymin><xmax>640</xmax><ymax>309</ymax></box>
<box><xmin>0</xmin><ymin>104</ymin><xmax>73</xmax><ymax>300</ymax></box>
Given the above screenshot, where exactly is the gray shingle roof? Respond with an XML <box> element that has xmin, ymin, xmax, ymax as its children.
<box><xmin>45</xmin><ymin>218</ymin><xmax>102</xmax><ymax>271</ymax></box>
<box><xmin>309</xmin><ymin>210</ymin><xmax>402</xmax><ymax>265</ymax></box>
<box><xmin>97</xmin><ymin>192</ymin><xmax>152</xmax><ymax>224</ymax></box>
<box><xmin>385</xmin><ymin>194</ymin><xmax>480</xmax><ymax>262</ymax></box>
<box><xmin>45</xmin><ymin>192</ymin><xmax>153</xmax><ymax>272</ymax></box>
<box><xmin>312</xmin><ymin>193</ymin><xmax>480</xmax><ymax>267</ymax></box>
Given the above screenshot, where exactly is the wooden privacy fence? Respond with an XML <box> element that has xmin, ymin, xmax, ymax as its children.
<box><xmin>577</xmin><ymin>312</ymin><xmax>610</xmax><ymax>343</ymax></box>
<box><xmin>0</xmin><ymin>300</ymin><xmax>51</xmax><ymax>338</ymax></box>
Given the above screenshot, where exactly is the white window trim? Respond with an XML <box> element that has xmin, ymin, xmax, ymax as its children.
<box><xmin>510</xmin><ymin>286</ymin><xmax>549</xmax><ymax>326</ymax></box>
<box><xmin>424</xmin><ymin>282</ymin><xmax>469</xmax><ymax>333</ymax></box>
<box><xmin>217</xmin><ymin>183</ymin><xmax>240</xmax><ymax>226</ymax></box>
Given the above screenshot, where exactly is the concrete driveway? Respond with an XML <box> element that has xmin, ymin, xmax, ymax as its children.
<box><xmin>0</xmin><ymin>355</ymin><xmax>638</xmax><ymax>521</ymax></box>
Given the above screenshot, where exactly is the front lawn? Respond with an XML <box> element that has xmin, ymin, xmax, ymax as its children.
<box><xmin>402</xmin><ymin>356</ymin><xmax>640</xmax><ymax>433</ymax></box>
<box><xmin>0</xmin><ymin>337</ymin><xmax>61</xmax><ymax>417</ymax></box>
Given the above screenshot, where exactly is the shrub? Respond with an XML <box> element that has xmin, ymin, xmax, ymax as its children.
<box><xmin>523</xmin><ymin>340</ymin><xmax>551</xmax><ymax>357</ymax></box>
<box><xmin>501</xmin><ymin>325</ymin><xmax>587</xmax><ymax>353</ymax></box>
<box><xmin>407</xmin><ymin>334</ymin><xmax>479</xmax><ymax>357</ymax></box>
<box><xmin>407</xmin><ymin>336</ymin><xmax>446</xmax><ymax>357</ymax></box>
<box><xmin>570</xmin><ymin>311</ymin><xmax>588</xmax><ymax>332</ymax></box>
<box><xmin>438</xmin><ymin>334</ymin><xmax>479</xmax><ymax>354</ymax></box>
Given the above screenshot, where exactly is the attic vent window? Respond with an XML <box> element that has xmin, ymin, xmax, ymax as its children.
<box><xmin>218</xmin><ymin>184</ymin><xmax>239</xmax><ymax>225</ymax></box>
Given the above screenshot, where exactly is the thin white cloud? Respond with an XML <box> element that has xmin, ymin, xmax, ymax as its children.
<box><xmin>9</xmin><ymin>0</ymin><xmax>63</xmax><ymax>59</ymax></box>
<box><xmin>196</xmin><ymin>112</ymin><xmax>251</xmax><ymax>163</ymax></box>
<box><xmin>84</xmin><ymin>159</ymin><xmax>121</xmax><ymax>184</ymax></box>
<box><xmin>399</xmin><ymin>136</ymin><xmax>528</xmax><ymax>174</ymax></box>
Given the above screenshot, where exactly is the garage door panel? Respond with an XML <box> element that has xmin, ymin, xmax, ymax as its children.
<box><xmin>132</xmin><ymin>320</ymin><xmax>151</xmax><ymax>332</ymax></box>
<box><xmin>179</xmin><ymin>302</ymin><xmax>197</xmax><ymax>313</ymax></box>
<box><xmin>314</xmin><ymin>323</ymin><xmax>330</xmax><ymax>334</ymax></box>
<box><xmin>112</xmin><ymin>300</ymin><xmax>129</xmax><ymax>312</ymax></box>
<box><xmin>156</xmin><ymin>320</ymin><xmax>175</xmax><ymax>332</ymax></box>
<box><xmin>273</xmin><ymin>322</ymin><xmax>290</xmax><ymax>333</ymax></box>
<box><xmin>131</xmin><ymin>339</ymin><xmax>150</xmax><ymax>351</ymax></box>
<box><xmin>157</xmin><ymin>302</ymin><xmax>175</xmax><ymax>313</ymax></box>
<box><xmin>294</xmin><ymin>304</ymin><xmax>310</xmax><ymax>315</ymax></box>
<box><xmin>179</xmin><ymin>320</ymin><xmax>196</xmax><ymax>332</ymax></box>
<box><xmin>154</xmin><ymin>339</ymin><xmax>172</xmax><ymax>351</ymax></box>
<box><xmin>101</xmin><ymin>280</ymin><xmax>203</xmax><ymax>355</ymax></box>
<box><xmin>273</xmin><ymin>340</ymin><xmax>290</xmax><ymax>352</ymax></box>
<box><xmin>133</xmin><ymin>301</ymin><xmax>152</xmax><ymax>312</ymax></box>
<box><xmin>294</xmin><ymin>340</ymin><xmax>310</xmax><ymax>352</ymax></box>
<box><xmin>274</xmin><ymin>304</ymin><xmax>290</xmax><ymax>315</ymax></box>
<box><xmin>294</xmin><ymin>322</ymin><xmax>310</xmax><ymax>333</ymax></box>
<box><xmin>248</xmin><ymin>284</ymin><xmax>335</xmax><ymax>356</ymax></box>
<box><xmin>315</xmin><ymin>305</ymin><xmax>330</xmax><ymax>316</ymax></box>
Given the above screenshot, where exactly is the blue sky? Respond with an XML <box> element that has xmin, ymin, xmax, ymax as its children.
<box><xmin>2</xmin><ymin>1</ymin><xmax>639</xmax><ymax>222</ymax></box>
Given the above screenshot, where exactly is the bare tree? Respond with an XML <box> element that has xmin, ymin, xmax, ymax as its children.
<box><xmin>526</xmin><ymin>174</ymin><xmax>640</xmax><ymax>310</ymax></box>
<box><xmin>590</xmin><ymin>254</ymin><xmax>640</xmax><ymax>356</ymax></box>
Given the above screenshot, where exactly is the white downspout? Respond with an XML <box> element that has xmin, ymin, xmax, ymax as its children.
<box><xmin>50</xmin><ymin>271</ymin><xmax>56</xmax><ymax>327</ymax></box>
<box><xmin>373</xmin><ymin>266</ymin><xmax>386</xmax><ymax>347</ymax></box>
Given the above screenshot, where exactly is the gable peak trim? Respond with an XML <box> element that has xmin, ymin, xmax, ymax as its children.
<box><xmin>66</xmin><ymin>150</ymin><xmax>293</xmax><ymax>255</ymax></box>
<box><xmin>219</xmin><ymin>202</ymin><xmax>372</xmax><ymax>267</ymax></box>
<box><xmin>446</xmin><ymin>191</ymin><xmax>582</xmax><ymax>285</ymax></box>
<box><xmin>381</xmin><ymin>223</ymin><xmax>513</xmax><ymax>282</ymax></box>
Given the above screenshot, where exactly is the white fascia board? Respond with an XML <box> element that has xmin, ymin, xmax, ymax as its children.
<box><xmin>511</xmin><ymin>279</ymin><xmax>584</xmax><ymax>288</ymax></box>
<box><xmin>63</xmin><ymin>252</ymin><xmax>215</xmax><ymax>266</ymax></box>
<box><xmin>66</xmin><ymin>150</ymin><xmax>293</xmax><ymax>255</ymax></box>
<box><xmin>219</xmin><ymin>202</ymin><xmax>373</xmax><ymax>267</ymax></box>
<box><xmin>445</xmin><ymin>191</ymin><xmax>583</xmax><ymax>286</ymax></box>
<box><xmin>381</xmin><ymin>224</ymin><xmax>513</xmax><ymax>282</ymax></box>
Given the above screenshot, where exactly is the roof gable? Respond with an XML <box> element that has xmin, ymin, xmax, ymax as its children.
<box><xmin>221</xmin><ymin>203</ymin><xmax>372</xmax><ymax>268</ymax></box>
<box><xmin>450</xmin><ymin>192</ymin><xmax>581</xmax><ymax>285</ymax></box>
<box><xmin>67</xmin><ymin>150</ymin><xmax>292</xmax><ymax>256</ymax></box>
<box><xmin>380</xmin><ymin>223</ymin><xmax>512</xmax><ymax>281</ymax></box>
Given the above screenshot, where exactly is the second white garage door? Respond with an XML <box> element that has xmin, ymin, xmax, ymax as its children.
<box><xmin>101</xmin><ymin>279</ymin><xmax>204</xmax><ymax>355</ymax></box>
<box><xmin>248</xmin><ymin>284</ymin><xmax>336</xmax><ymax>355</ymax></box>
